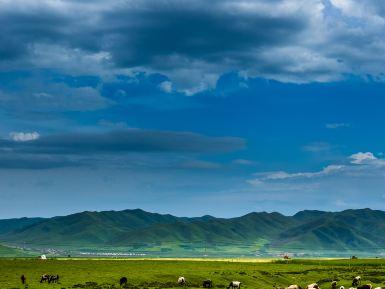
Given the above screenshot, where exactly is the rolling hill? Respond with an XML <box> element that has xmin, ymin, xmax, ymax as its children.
<box><xmin>1</xmin><ymin>208</ymin><xmax>385</xmax><ymax>255</ymax></box>
<box><xmin>0</xmin><ymin>217</ymin><xmax>45</xmax><ymax>235</ymax></box>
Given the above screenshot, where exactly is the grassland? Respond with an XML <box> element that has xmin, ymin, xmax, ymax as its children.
<box><xmin>2</xmin><ymin>258</ymin><xmax>385</xmax><ymax>289</ymax></box>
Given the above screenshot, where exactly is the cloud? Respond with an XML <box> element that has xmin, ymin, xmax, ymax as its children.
<box><xmin>232</xmin><ymin>159</ymin><xmax>255</xmax><ymax>165</ymax></box>
<box><xmin>248</xmin><ymin>151</ymin><xmax>385</xmax><ymax>186</ymax></box>
<box><xmin>0</xmin><ymin>129</ymin><xmax>245</xmax><ymax>169</ymax></box>
<box><xmin>159</xmin><ymin>81</ymin><xmax>173</xmax><ymax>93</ymax></box>
<box><xmin>0</xmin><ymin>154</ymin><xmax>81</xmax><ymax>170</ymax></box>
<box><xmin>1</xmin><ymin>0</ymin><xmax>385</xmax><ymax>93</ymax></box>
<box><xmin>243</xmin><ymin>151</ymin><xmax>385</xmax><ymax>213</ymax></box>
<box><xmin>329</xmin><ymin>0</ymin><xmax>385</xmax><ymax>21</ymax></box>
<box><xmin>349</xmin><ymin>152</ymin><xmax>379</xmax><ymax>164</ymax></box>
<box><xmin>326</xmin><ymin>123</ymin><xmax>350</xmax><ymax>129</ymax></box>
<box><xmin>26</xmin><ymin>130</ymin><xmax>245</xmax><ymax>154</ymax></box>
<box><xmin>250</xmin><ymin>164</ymin><xmax>344</xmax><ymax>183</ymax></box>
<box><xmin>9</xmin><ymin>132</ymin><xmax>40</xmax><ymax>142</ymax></box>
<box><xmin>0</xmin><ymin>73</ymin><xmax>110</xmax><ymax>113</ymax></box>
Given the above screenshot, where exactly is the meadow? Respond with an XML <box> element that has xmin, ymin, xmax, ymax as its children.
<box><xmin>2</xmin><ymin>258</ymin><xmax>385</xmax><ymax>289</ymax></box>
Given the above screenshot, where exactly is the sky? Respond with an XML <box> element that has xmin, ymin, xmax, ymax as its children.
<box><xmin>1</xmin><ymin>0</ymin><xmax>385</xmax><ymax>218</ymax></box>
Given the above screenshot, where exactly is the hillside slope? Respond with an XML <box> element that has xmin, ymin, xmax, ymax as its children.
<box><xmin>2</xmin><ymin>208</ymin><xmax>385</xmax><ymax>253</ymax></box>
<box><xmin>0</xmin><ymin>217</ymin><xmax>45</xmax><ymax>235</ymax></box>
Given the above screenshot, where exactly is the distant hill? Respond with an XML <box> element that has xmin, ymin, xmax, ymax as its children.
<box><xmin>278</xmin><ymin>209</ymin><xmax>385</xmax><ymax>251</ymax></box>
<box><xmin>0</xmin><ymin>217</ymin><xmax>45</xmax><ymax>235</ymax></box>
<box><xmin>1</xmin><ymin>208</ymin><xmax>385</xmax><ymax>255</ymax></box>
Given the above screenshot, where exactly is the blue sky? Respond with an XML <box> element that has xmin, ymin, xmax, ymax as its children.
<box><xmin>1</xmin><ymin>0</ymin><xmax>385</xmax><ymax>218</ymax></box>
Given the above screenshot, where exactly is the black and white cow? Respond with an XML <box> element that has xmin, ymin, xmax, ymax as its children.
<box><xmin>40</xmin><ymin>274</ymin><xmax>50</xmax><ymax>283</ymax></box>
<box><xmin>49</xmin><ymin>275</ymin><xmax>59</xmax><ymax>283</ymax></box>
<box><xmin>307</xmin><ymin>283</ymin><xmax>319</xmax><ymax>289</ymax></box>
<box><xmin>178</xmin><ymin>277</ymin><xmax>186</xmax><ymax>286</ymax></box>
<box><xmin>228</xmin><ymin>281</ymin><xmax>241</xmax><ymax>289</ymax></box>
<box><xmin>352</xmin><ymin>277</ymin><xmax>361</xmax><ymax>287</ymax></box>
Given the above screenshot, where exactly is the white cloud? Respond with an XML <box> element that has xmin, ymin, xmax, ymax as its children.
<box><xmin>329</xmin><ymin>0</ymin><xmax>385</xmax><ymax>23</ymax></box>
<box><xmin>350</xmin><ymin>152</ymin><xmax>377</xmax><ymax>164</ymax></box>
<box><xmin>249</xmin><ymin>151</ymin><xmax>385</xmax><ymax>187</ymax></box>
<box><xmin>158</xmin><ymin>81</ymin><xmax>173</xmax><ymax>93</ymax></box>
<box><xmin>248</xmin><ymin>165</ymin><xmax>345</xmax><ymax>186</ymax></box>
<box><xmin>9</xmin><ymin>132</ymin><xmax>40</xmax><ymax>142</ymax></box>
<box><xmin>326</xmin><ymin>123</ymin><xmax>350</xmax><ymax>129</ymax></box>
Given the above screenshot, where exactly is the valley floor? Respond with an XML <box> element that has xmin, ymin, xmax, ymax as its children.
<box><xmin>1</xmin><ymin>258</ymin><xmax>385</xmax><ymax>289</ymax></box>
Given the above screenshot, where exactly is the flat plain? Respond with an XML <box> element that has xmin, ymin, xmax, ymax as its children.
<box><xmin>2</xmin><ymin>258</ymin><xmax>385</xmax><ymax>289</ymax></box>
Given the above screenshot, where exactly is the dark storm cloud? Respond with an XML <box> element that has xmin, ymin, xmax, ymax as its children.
<box><xmin>0</xmin><ymin>129</ymin><xmax>245</xmax><ymax>169</ymax></box>
<box><xmin>1</xmin><ymin>1</ymin><xmax>385</xmax><ymax>93</ymax></box>
<box><xmin>101</xmin><ymin>2</ymin><xmax>305</xmax><ymax>67</ymax></box>
<box><xmin>0</xmin><ymin>0</ymin><xmax>338</xmax><ymax>92</ymax></box>
<box><xmin>0</xmin><ymin>6</ymin><xmax>71</xmax><ymax>60</ymax></box>
<box><xmin>0</xmin><ymin>1</ymin><xmax>306</xmax><ymax>62</ymax></box>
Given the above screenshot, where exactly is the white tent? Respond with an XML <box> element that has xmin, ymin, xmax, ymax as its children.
<box><xmin>40</xmin><ymin>254</ymin><xmax>47</xmax><ymax>260</ymax></box>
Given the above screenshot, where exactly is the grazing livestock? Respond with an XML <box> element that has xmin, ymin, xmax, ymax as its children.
<box><xmin>40</xmin><ymin>274</ymin><xmax>50</xmax><ymax>283</ymax></box>
<box><xmin>203</xmin><ymin>279</ymin><xmax>213</xmax><ymax>288</ymax></box>
<box><xmin>357</xmin><ymin>285</ymin><xmax>372</xmax><ymax>289</ymax></box>
<box><xmin>120</xmin><ymin>277</ymin><xmax>128</xmax><ymax>286</ymax></box>
<box><xmin>340</xmin><ymin>286</ymin><xmax>345</xmax><ymax>289</ymax></box>
<box><xmin>178</xmin><ymin>277</ymin><xmax>186</xmax><ymax>285</ymax></box>
<box><xmin>286</xmin><ymin>285</ymin><xmax>302</xmax><ymax>289</ymax></box>
<box><xmin>332</xmin><ymin>281</ymin><xmax>337</xmax><ymax>289</ymax></box>
<box><xmin>352</xmin><ymin>277</ymin><xmax>361</xmax><ymax>287</ymax></box>
<box><xmin>20</xmin><ymin>275</ymin><xmax>26</xmax><ymax>284</ymax></box>
<box><xmin>49</xmin><ymin>275</ymin><xmax>59</xmax><ymax>283</ymax></box>
<box><xmin>307</xmin><ymin>283</ymin><xmax>319</xmax><ymax>289</ymax></box>
<box><xmin>228</xmin><ymin>281</ymin><xmax>242</xmax><ymax>289</ymax></box>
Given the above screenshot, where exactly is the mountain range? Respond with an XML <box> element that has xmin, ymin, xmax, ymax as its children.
<box><xmin>1</xmin><ymin>208</ymin><xmax>385</xmax><ymax>256</ymax></box>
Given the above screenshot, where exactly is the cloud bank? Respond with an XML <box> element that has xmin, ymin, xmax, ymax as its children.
<box><xmin>248</xmin><ymin>151</ymin><xmax>385</xmax><ymax>185</ymax></box>
<box><xmin>1</xmin><ymin>0</ymin><xmax>385</xmax><ymax>93</ymax></box>
<box><xmin>0</xmin><ymin>129</ymin><xmax>245</xmax><ymax>169</ymax></box>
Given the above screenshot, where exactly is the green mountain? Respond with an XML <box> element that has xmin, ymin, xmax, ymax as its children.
<box><xmin>1</xmin><ymin>208</ymin><xmax>385</xmax><ymax>255</ymax></box>
<box><xmin>0</xmin><ymin>209</ymin><xmax>190</xmax><ymax>246</ymax></box>
<box><xmin>109</xmin><ymin>211</ymin><xmax>296</xmax><ymax>245</ymax></box>
<box><xmin>278</xmin><ymin>208</ymin><xmax>385</xmax><ymax>251</ymax></box>
<box><xmin>0</xmin><ymin>217</ymin><xmax>45</xmax><ymax>235</ymax></box>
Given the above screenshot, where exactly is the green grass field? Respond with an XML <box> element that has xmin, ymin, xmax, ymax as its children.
<box><xmin>2</xmin><ymin>258</ymin><xmax>385</xmax><ymax>289</ymax></box>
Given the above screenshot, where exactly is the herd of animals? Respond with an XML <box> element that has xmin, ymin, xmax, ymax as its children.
<box><xmin>17</xmin><ymin>274</ymin><xmax>384</xmax><ymax>289</ymax></box>
<box><xmin>119</xmin><ymin>276</ymin><xmax>382</xmax><ymax>289</ymax></box>
<box><xmin>275</xmin><ymin>277</ymin><xmax>380</xmax><ymax>289</ymax></box>
<box><xmin>20</xmin><ymin>274</ymin><xmax>60</xmax><ymax>285</ymax></box>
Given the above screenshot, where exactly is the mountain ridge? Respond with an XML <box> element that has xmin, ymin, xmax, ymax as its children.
<box><xmin>1</xmin><ymin>208</ymin><xmax>384</xmax><ymax>254</ymax></box>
